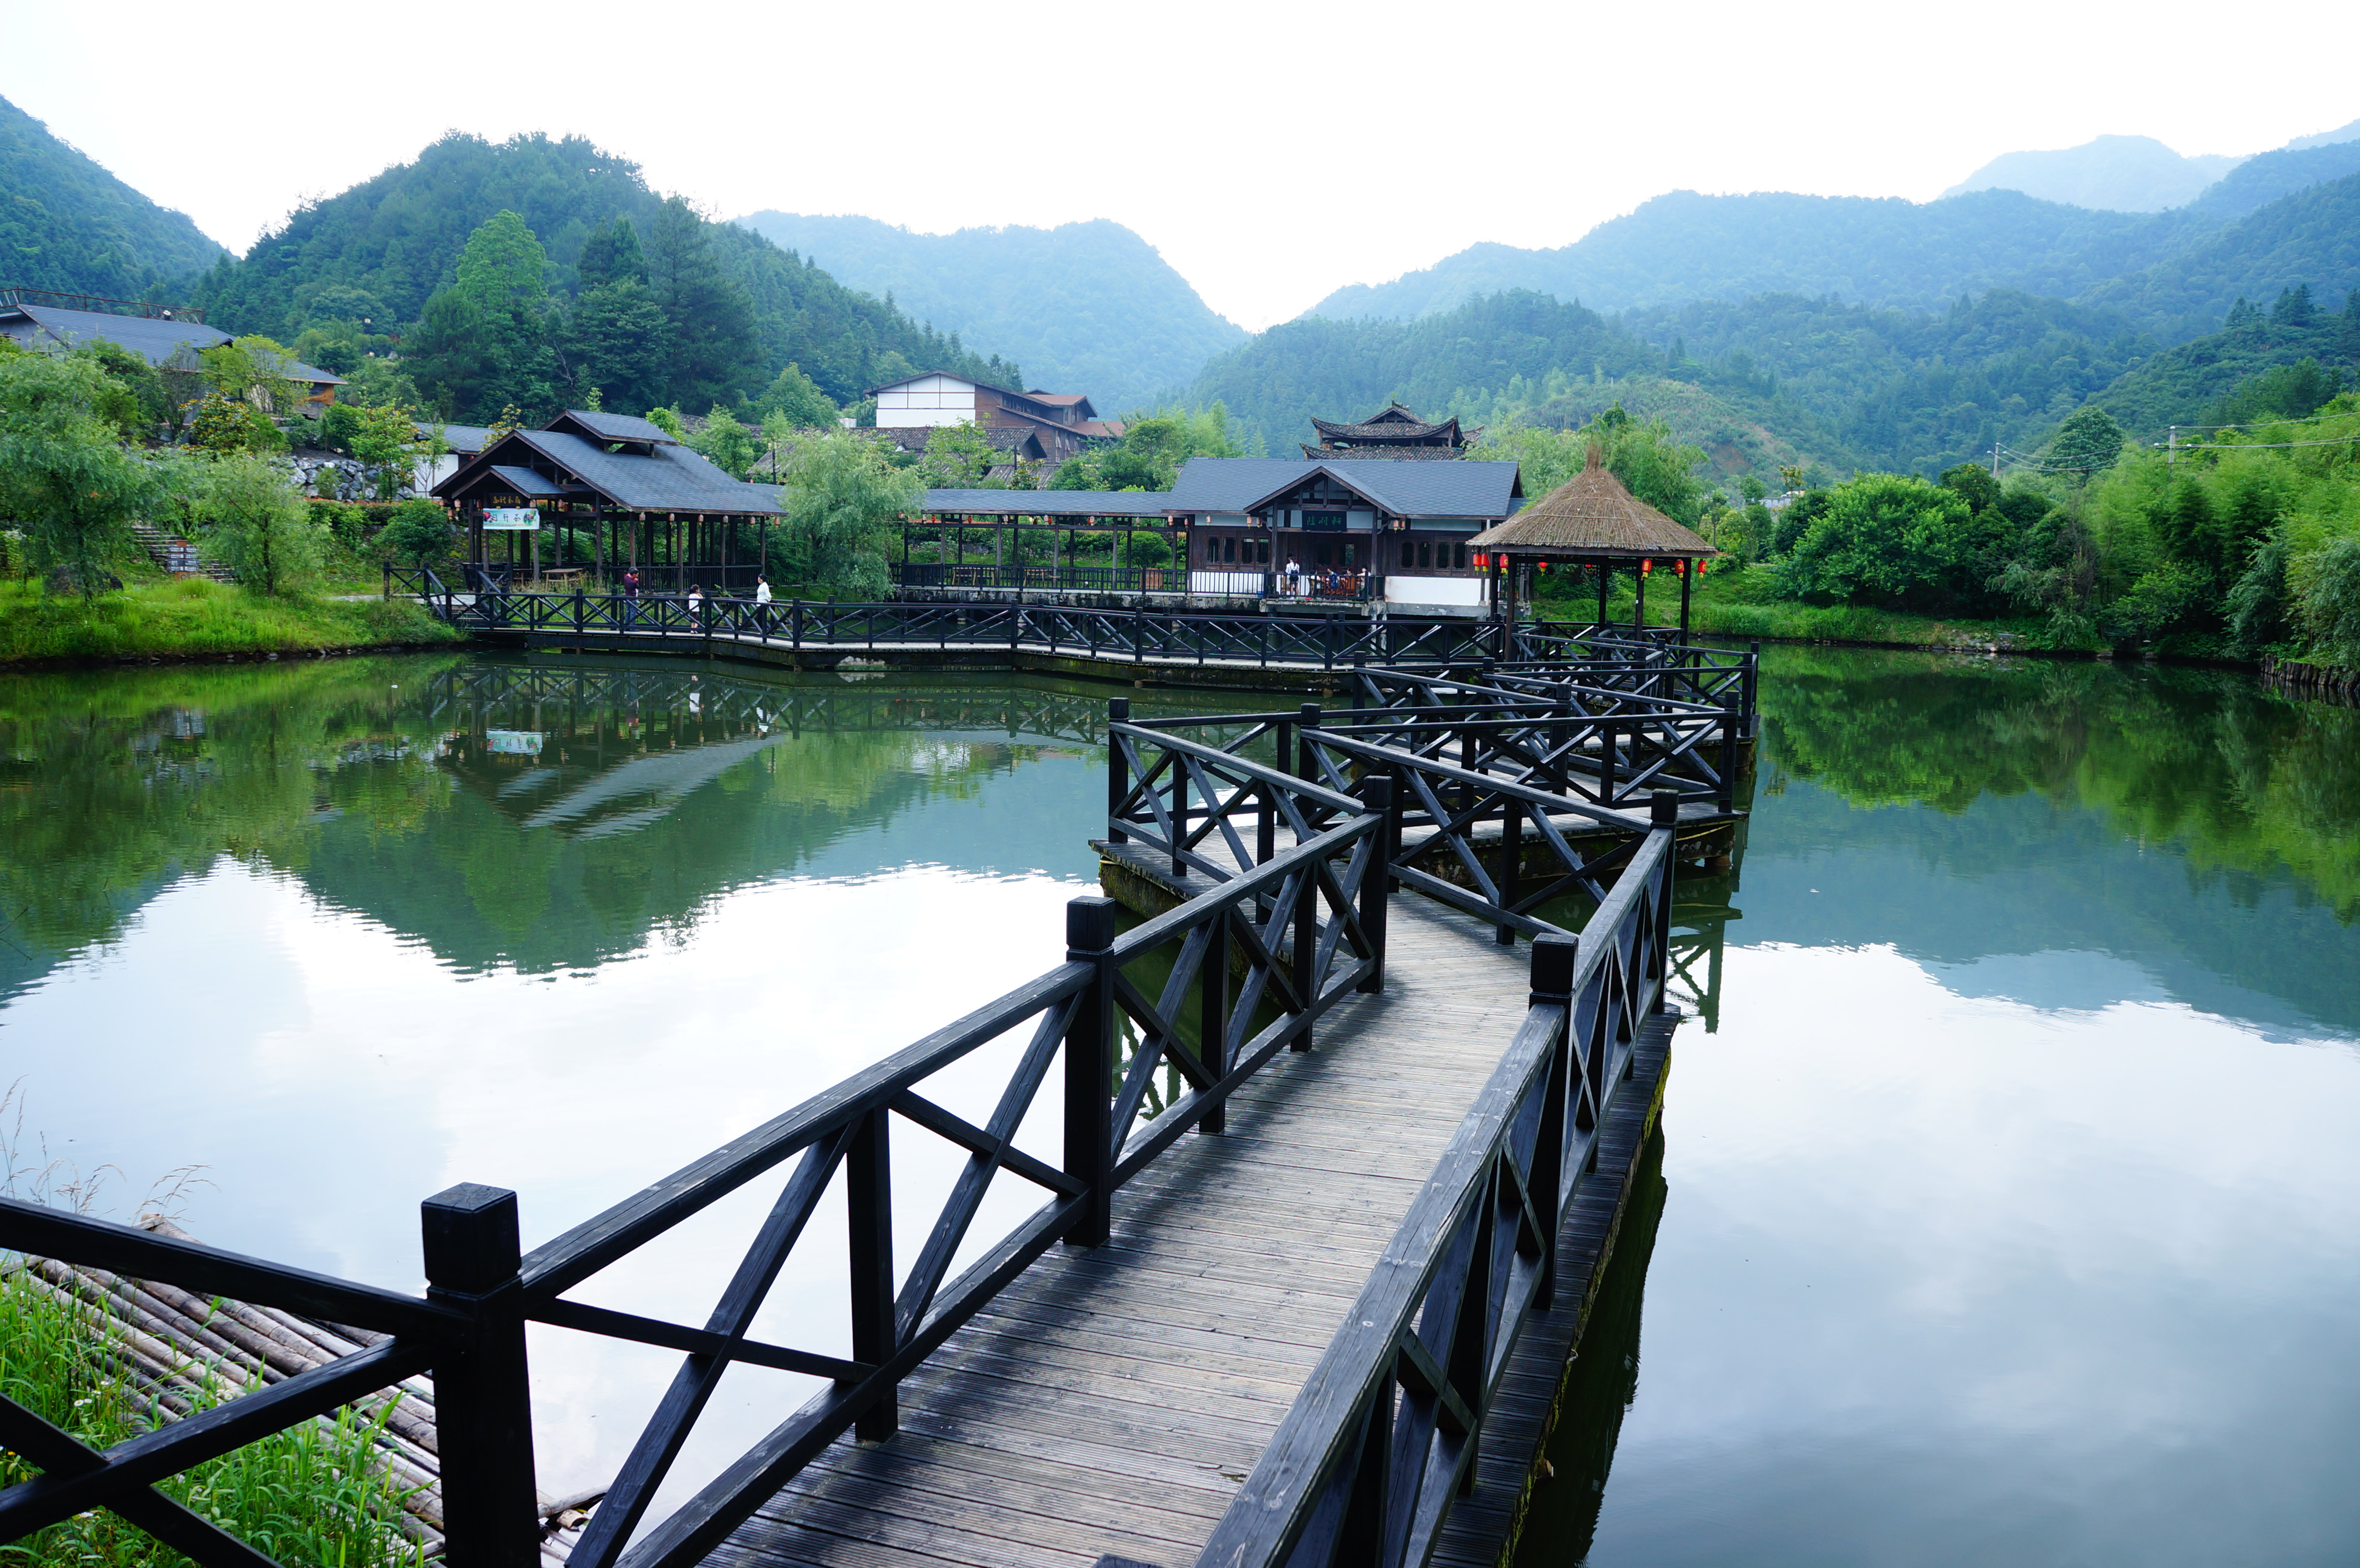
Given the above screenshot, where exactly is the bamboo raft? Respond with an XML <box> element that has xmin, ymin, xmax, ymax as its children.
<box><xmin>5</xmin><ymin>1217</ymin><xmax>595</xmax><ymax>1562</ymax></box>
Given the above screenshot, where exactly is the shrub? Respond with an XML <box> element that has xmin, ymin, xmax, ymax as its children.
<box><xmin>375</xmin><ymin>499</ymin><xmax>455</xmax><ymax>569</ymax></box>
<box><xmin>2293</xmin><ymin>533</ymin><xmax>2360</xmax><ymax>665</ymax></box>
<box><xmin>201</xmin><ymin>456</ymin><xmax>325</xmax><ymax>595</ymax></box>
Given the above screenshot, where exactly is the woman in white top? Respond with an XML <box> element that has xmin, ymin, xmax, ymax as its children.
<box><xmin>753</xmin><ymin>577</ymin><xmax>772</xmax><ymax>605</ymax></box>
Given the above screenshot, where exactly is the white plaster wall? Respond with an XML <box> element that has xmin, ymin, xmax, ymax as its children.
<box><xmin>1191</xmin><ymin>570</ymin><xmax>1268</xmax><ymax>596</ymax></box>
<box><xmin>1384</xmin><ymin>575</ymin><xmax>1487</xmax><ymax>606</ymax></box>
<box><xmin>876</xmin><ymin>375</ymin><xmax>977</xmax><ymax>428</ymax></box>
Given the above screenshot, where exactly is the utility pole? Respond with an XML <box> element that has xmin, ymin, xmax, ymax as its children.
<box><xmin>1990</xmin><ymin>444</ymin><xmax>2000</xmax><ymax>477</ymax></box>
<box><xmin>2167</xmin><ymin>426</ymin><xmax>2177</xmax><ymax>472</ymax></box>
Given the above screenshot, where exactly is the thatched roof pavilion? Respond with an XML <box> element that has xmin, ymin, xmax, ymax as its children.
<box><xmin>1466</xmin><ymin>445</ymin><xmax>1719</xmax><ymax>634</ymax></box>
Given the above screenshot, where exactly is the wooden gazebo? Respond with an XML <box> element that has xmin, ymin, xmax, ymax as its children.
<box><xmin>1466</xmin><ymin>446</ymin><xmax>1718</xmax><ymax>636</ymax></box>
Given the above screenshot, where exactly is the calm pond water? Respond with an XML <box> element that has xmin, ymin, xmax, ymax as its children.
<box><xmin>4</xmin><ymin>648</ymin><xmax>2357</xmax><ymax>1560</ymax></box>
<box><xmin>1521</xmin><ymin>649</ymin><xmax>2360</xmax><ymax>1568</ymax></box>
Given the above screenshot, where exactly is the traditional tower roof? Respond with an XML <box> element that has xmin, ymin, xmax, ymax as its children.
<box><xmin>1301</xmin><ymin>401</ymin><xmax>1481</xmax><ymax>459</ymax></box>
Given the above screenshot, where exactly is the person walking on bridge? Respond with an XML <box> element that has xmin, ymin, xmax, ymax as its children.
<box><xmin>754</xmin><ymin>576</ymin><xmax>772</xmax><ymax>606</ymax></box>
<box><xmin>623</xmin><ymin>568</ymin><xmax>640</xmax><ymax>628</ymax></box>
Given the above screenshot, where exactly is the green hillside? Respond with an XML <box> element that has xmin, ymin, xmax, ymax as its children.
<box><xmin>2078</xmin><ymin>171</ymin><xmax>2360</xmax><ymax>341</ymax></box>
<box><xmin>0</xmin><ymin>94</ymin><xmax>226</xmax><ymax>298</ymax></box>
<box><xmin>184</xmin><ymin>132</ymin><xmax>1020</xmax><ymax>417</ymax></box>
<box><xmin>733</xmin><ymin>213</ymin><xmax>1245</xmax><ymax>412</ymax></box>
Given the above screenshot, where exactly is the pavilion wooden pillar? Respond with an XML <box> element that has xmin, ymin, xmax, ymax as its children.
<box><xmin>1596</xmin><ymin>559</ymin><xmax>1609</xmax><ymax>629</ymax></box>
<box><xmin>1635</xmin><ymin>558</ymin><xmax>1647</xmax><ymax>630</ymax></box>
<box><xmin>1679</xmin><ymin>559</ymin><xmax>1693</xmax><ymax>638</ymax></box>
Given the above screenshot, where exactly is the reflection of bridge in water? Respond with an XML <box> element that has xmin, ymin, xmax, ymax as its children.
<box><xmin>3</xmin><ymin>651</ymin><xmax>1758</xmax><ymax>1568</ymax></box>
<box><xmin>424</xmin><ymin>664</ymin><xmax>1133</xmax><ymax>841</ymax></box>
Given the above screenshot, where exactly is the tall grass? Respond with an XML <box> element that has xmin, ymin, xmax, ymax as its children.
<box><xmin>0</xmin><ymin>580</ymin><xmax>464</xmax><ymax>665</ymax></box>
<box><xmin>0</xmin><ymin>1263</ymin><xmax>427</xmax><ymax>1568</ymax></box>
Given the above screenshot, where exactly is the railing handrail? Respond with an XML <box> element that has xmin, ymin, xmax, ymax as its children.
<box><xmin>1195</xmin><ymin>819</ymin><xmax>1675</xmax><ymax>1568</ymax></box>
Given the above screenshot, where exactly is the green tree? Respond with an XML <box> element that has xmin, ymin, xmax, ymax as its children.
<box><xmin>200</xmin><ymin>336</ymin><xmax>306</xmax><ymax>417</ymax></box>
<box><xmin>406</xmin><ymin>289</ymin><xmax>492</xmax><ymax>419</ymax></box>
<box><xmin>779</xmin><ymin>430</ymin><xmax>919</xmax><ymax>598</ymax></box>
<box><xmin>350</xmin><ymin>402</ymin><xmax>422</xmax><ymax>500</ymax></box>
<box><xmin>562</xmin><ymin>280</ymin><xmax>668</xmax><ymax>413</ymax></box>
<box><xmin>200</xmin><ymin>455</ymin><xmax>325</xmax><ymax>594</ymax></box>
<box><xmin>647</xmin><ymin>196</ymin><xmax>757</xmax><ymax>410</ymax></box>
<box><xmin>753</xmin><ymin>362</ymin><xmax>836</xmax><ymax>427</ymax></box>
<box><xmin>577</xmin><ymin>216</ymin><xmax>648</xmax><ymax>289</ymax></box>
<box><xmin>447</xmin><ymin>210</ymin><xmax>558</xmax><ymax>418</ymax></box>
<box><xmin>376</xmin><ymin>498</ymin><xmax>455</xmax><ymax>568</ymax></box>
<box><xmin>2046</xmin><ymin>406</ymin><xmax>2126</xmax><ymax>480</ymax></box>
<box><xmin>1776</xmin><ymin>472</ymin><xmax>2009</xmax><ymax>612</ymax></box>
<box><xmin>689</xmin><ymin>406</ymin><xmax>761</xmax><ymax>479</ymax></box>
<box><xmin>0</xmin><ymin>352</ymin><xmax>158</xmax><ymax>595</ymax></box>
<box><xmin>915</xmin><ymin>419</ymin><xmax>1001</xmax><ymax>487</ymax></box>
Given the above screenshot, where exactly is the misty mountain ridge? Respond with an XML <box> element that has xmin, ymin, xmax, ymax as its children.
<box><xmin>731</xmin><ymin>212</ymin><xmax>1246</xmax><ymax>412</ymax></box>
<box><xmin>1941</xmin><ymin>134</ymin><xmax>2243</xmax><ymax>212</ymax></box>
<box><xmin>1300</xmin><ymin>129</ymin><xmax>2360</xmax><ymax>330</ymax></box>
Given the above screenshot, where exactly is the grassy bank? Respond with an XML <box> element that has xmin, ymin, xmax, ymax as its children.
<box><xmin>0</xmin><ymin>579</ymin><xmax>466</xmax><ymax>666</ymax></box>
<box><xmin>0</xmin><ymin>1258</ymin><xmax>423</xmax><ymax>1568</ymax></box>
<box><xmin>1535</xmin><ymin>563</ymin><xmax>2079</xmax><ymax>653</ymax></box>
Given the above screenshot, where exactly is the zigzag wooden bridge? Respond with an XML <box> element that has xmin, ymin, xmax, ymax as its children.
<box><xmin>0</xmin><ymin>657</ymin><xmax>1749</xmax><ymax>1568</ymax></box>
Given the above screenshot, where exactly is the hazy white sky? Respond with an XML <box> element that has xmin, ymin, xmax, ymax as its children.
<box><xmin>5</xmin><ymin>0</ymin><xmax>2351</xmax><ymax>331</ymax></box>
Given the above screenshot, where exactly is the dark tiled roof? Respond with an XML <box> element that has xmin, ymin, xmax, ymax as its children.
<box><xmin>1308</xmin><ymin>403</ymin><xmax>1472</xmax><ymax>443</ymax></box>
<box><xmin>920</xmin><ymin>489</ymin><xmax>1173</xmax><ymax>517</ymax></box>
<box><xmin>0</xmin><ymin>304</ymin><xmax>344</xmax><ymax>385</ymax></box>
<box><xmin>436</xmin><ymin>429</ymin><xmax>780</xmax><ymax>514</ymax></box>
<box><xmin>549</xmin><ymin>408</ymin><xmax>679</xmax><ymax>445</ymax></box>
<box><xmin>1167</xmin><ymin>458</ymin><xmax>1520</xmax><ymax>519</ymax></box>
<box><xmin>1299</xmin><ymin>443</ymin><xmax>1467</xmax><ymax>461</ymax></box>
<box><xmin>2</xmin><ymin>303</ymin><xmax>229</xmax><ymax>364</ymax></box>
<box><xmin>418</xmin><ymin>422</ymin><xmax>496</xmax><ymax>453</ymax></box>
<box><xmin>489</xmin><ymin>465</ymin><xmax>567</xmax><ymax>497</ymax></box>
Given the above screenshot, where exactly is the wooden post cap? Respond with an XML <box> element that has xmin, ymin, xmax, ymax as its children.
<box><xmin>1651</xmin><ymin>790</ymin><xmax>1680</xmax><ymax>828</ymax></box>
<box><xmin>1530</xmin><ymin>933</ymin><xmax>1578</xmax><ymax>1002</ymax></box>
<box><xmin>420</xmin><ymin>1184</ymin><xmax>520</xmax><ymax>1292</ymax></box>
<box><xmin>1066</xmin><ymin>896</ymin><xmax>1117</xmax><ymax>956</ymax></box>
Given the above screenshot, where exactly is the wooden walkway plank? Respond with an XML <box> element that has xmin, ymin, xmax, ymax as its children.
<box><xmin>709</xmin><ymin>861</ymin><xmax>1678</xmax><ymax>1568</ymax></box>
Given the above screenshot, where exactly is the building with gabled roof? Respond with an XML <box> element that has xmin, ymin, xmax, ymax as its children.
<box><xmin>431</xmin><ymin>409</ymin><xmax>781</xmax><ymax>591</ymax></box>
<box><xmin>1301</xmin><ymin>402</ymin><xmax>1479</xmax><ymax>460</ymax></box>
<box><xmin>0</xmin><ymin>295</ymin><xmax>345</xmax><ymax>400</ymax></box>
<box><xmin>871</xmin><ymin>371</ymin><xmax>1124</xmax><ymax>464</ymax></box>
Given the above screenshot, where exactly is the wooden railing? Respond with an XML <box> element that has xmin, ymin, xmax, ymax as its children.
<box><xmin>382</xmin><ymin>583</ymin><xmax>1763</xmax><ymax>693</ymax></box>
<box><xmin>0</xmin><ymin>741</ymin><xmax>1390</xmax><ymax>1568</ymax></box>
<box><xmin>1193</xmin><ymin>803</ymin><xmax>1677</xmax><ymax>1568</ymax></box>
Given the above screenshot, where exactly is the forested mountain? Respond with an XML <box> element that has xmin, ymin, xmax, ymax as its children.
<box><xmin>1186</xmin><ymin>273</ymin><xmax>2360</xmax><ymax>485</ymax></box>
<box><xmin>2078</xmin><ymin>171</ymin><xmax>2360</xmax><ymax>340</ymax></box>
<box><xmin>0</xmin><ymin>94</ymin><xmax>225</xmax><ymax>298</ymax></box>
<box><xmin>183</xmin><ymin>132</ymin><xmax>1020</xmax><ymax>419</ymax></box>
<box><xmin>732</xmin><ymin>213</ymin><xmax>1245</xmax><ymax>411</ymax></box>
<box><xmin>1939</xmin><ymin>134</ymin><xmax>2241</xmax><ymax>212</ymax></box>
<box><xmin>1188</xmin><ymin>286</ymin><xmax>2154</xmax><ymax>479</ymax></box>
<box><xmin>1303</xmin><ymin>138</ymin><xmax>2360</xmax><ymax>331</ymax></box>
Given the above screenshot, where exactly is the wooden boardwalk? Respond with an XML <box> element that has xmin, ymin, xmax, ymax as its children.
<box><xmin>709</xmin><ymin>873</ymin><xmax>1676</xmax><ymax>1568</ymax></box>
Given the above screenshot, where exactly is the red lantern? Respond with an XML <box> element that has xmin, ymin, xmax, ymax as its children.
<box><xmin>1698</xmin><ymin>558</ymin><xmax>1710</xmax><ymax>576</ymax></box>
<box><xmin>1640</xmin><ymin>558</ymin><xmax>1653</xmax><ymax>575</ymax></box>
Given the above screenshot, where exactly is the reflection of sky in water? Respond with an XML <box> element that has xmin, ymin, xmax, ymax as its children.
<box><xmin>1</xmin><ymin>677</ymin><xmax>1143</xmax><ymax>1510</ymax></box>
<box><xmin>1562</xmin><ymin>772</ymin><xmax>2360</xmax><ymax>1566</ymax></box>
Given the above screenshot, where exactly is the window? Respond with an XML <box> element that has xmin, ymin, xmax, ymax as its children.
<box><xmin>1316</xmin><ymin>543</ymin><xmax>1333</xmax><ymax>567</ymax></box>
<box><xmin>1223</xmin><ymin>537</ymin><xmax>1237</xmax><ymax>564</ymax></box>
<box><xmin>1454</xmin><ymin>544</ymin><xmax>1468</xmax><ymax>570</ymax></box>
<box><xmin>1418</xmin><ymin>541</ymin><xmax>1432</xmax><ymax>570</ymax></box>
